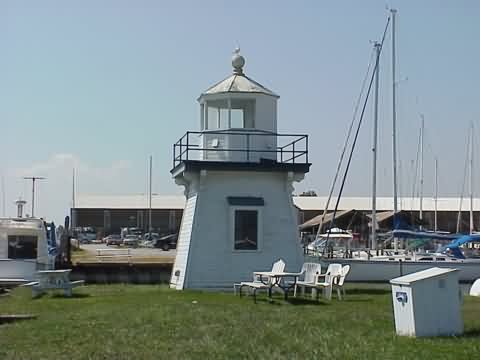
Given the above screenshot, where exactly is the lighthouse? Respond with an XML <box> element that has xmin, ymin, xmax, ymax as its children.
<box><xmin>170</xmin><ymin>50</ymin><xmax>310</xmax><ymax>290</ymax></box>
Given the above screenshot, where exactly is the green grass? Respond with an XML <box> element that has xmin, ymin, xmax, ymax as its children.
<box><xmin>1</xmin><ymin>285</ymin><xmax>479</xmax><ymax>359</ymax></box>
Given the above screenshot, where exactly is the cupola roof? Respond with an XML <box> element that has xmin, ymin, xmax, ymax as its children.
<box><xmin>201</xmin><ymin>49</ymin><xmax>279</xmax><ymax>98</ymax></box>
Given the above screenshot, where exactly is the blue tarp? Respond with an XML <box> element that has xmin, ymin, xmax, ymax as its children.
<box><xmin>392</xmin><ymin>229</ymin><xmax>459</xmax><ymax>241</ymax></box>
<box><xmin>439</xmin><ymin>234</ymin><xmax>480</xmax><ymax>259</ymax></box>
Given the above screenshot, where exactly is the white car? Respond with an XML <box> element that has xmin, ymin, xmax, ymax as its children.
<box><xmin>123</xmin><ymin>235</ymin><xmax>140</xmax><ymax>247</ymax></box>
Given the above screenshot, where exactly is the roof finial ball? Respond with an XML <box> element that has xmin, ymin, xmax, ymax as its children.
<box><xmin>232</xmin><ymin>47</ymin><xmax>245</xmax><ymax>75</ymax></box>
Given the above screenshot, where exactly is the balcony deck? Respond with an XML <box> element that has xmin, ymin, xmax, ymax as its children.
<box><xmin>171</xmin><ymin>130</ymin><xmax>310</xmax><ymax>175</ymax></box>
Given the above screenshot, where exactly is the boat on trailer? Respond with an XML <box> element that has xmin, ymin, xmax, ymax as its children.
<box><xmin>0</xmin><ymin>217</ymin><xmax>54</xmax><ymax>286</ymax></box>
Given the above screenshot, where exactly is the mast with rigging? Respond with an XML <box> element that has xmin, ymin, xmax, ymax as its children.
<box><xmin>391</xmin><ymin>8</ymin><xmax>399</xmax><ymax>251</ymax></box>
<box><xmin>371</xmin><ymin>41</ymin><xmax>381</xmax><ymax>250</ymax></box>
<box><xmin>470</xmin><ymin>123</ymin><xmax>474</xmax><ymax>234</ymax></box>
<box><xmin>434</xmin><ymin>158</ymin><xmax>438</xmax><ymax>232</ymax></box>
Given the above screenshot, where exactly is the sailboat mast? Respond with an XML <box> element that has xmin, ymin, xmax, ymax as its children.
<box><xmin>372</xmin><ymin>42</ymin><xmax>381</xmax><ymax>251</ymax></box>
<box><xmin>391</xmin><ymin>8</ymin><xmax>399</xmax><ymax>252</ymax></box>
<box><xmin>470</xmin><ymin>123</ymin><xmax>474</xmax><ymax>234</ymax></box>
<box><xmin>457</xmin><ymin>132</ymin><xmax>470</xmax><ymax>233</ymax></box>
<box><xmin>419</xmin><ymin>115</ymin><xmax>424</xmax><ymax>230</ymax></box>
<box><xmin>434</xmin><ymin>158</ymin><xmax>438</xmax><ymax>232</ymax></box>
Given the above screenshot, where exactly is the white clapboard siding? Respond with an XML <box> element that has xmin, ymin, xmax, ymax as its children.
<box><xmin>0</xmin><ymin>230</ymin><xmax>7</xmax><ymax>258</ymax></box>
<box><xmin>177</xmin><ymin>171</ymin><xmax>303</xmax><ymax>290</ymax></box>
<box><xmin>170</xmin><ymin>194</ymin><xmax>198</xmax><ymax>289</ymax></box>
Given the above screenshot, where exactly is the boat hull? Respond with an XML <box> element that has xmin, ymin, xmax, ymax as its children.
<box><xmin>307</xmin><ymin>256</ymin><xmax>480</xmax><ymax>282</ymax></box>
<box><xmin>0</xmin><ymin>259</ymin><xmax>37</xmax><ymax>281</ymax></box>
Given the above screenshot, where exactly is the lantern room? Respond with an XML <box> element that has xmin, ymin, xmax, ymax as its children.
<box><xmin>172</xmin><ymin>49</ymin><xmax>308</xmax><ymax>167</ymax></box>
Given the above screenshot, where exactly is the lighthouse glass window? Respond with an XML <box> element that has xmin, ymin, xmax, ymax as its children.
<box><xmin>234</xmin><ymin>210</ymin><xmax>258</xmax><ymax>250</ymax></box>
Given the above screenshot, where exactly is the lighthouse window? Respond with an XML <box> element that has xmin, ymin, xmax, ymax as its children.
<box><xmin>230</xmin><ymin>109</ymin><xmax>244</xmax><ymax>128</ymax></box>
<box><xmin>231</xmin><ymin>99</ymin><xmax>255</xmax><ymax>128</ymax></box>
<box><xmin>8</xmin><ymin>235</ymin><xmax>37</xmax><ymax>259</ymax></box>
<box><xmin>206</xmin><ymin>99</ymin><xmax>229</xmax><ymax>129</ymax></box>
<box><xmin>234</xmin><ymin>210</ymin><xmax>258</xmax><ymax>250</ymax></box>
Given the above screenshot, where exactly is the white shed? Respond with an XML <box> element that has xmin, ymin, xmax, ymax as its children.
<box><xmin>390</xmin><ymin>267</ymin><xmax>463</xmax><ymax>337</ymax></box>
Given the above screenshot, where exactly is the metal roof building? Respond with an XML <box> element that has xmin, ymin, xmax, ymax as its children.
<box><xmin>75</xmin><ymin>194</ymin><xmax>480</xmax><ymax>212</ymax></box>
<box><xmin>72</xmin><ymin>194</ymin><xmax>479</xmax><ymax>236</ymax></box>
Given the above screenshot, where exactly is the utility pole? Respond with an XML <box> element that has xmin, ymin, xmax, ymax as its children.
<box><xmin>23</xmin><ymin>176</ymin><xmax>46</xmax><ymax>217</ymax></box>
<box><xmin>371</xmin><ymin>41</ymin><xmax>381</xmax><ymax>251</ymax></box>
<box><xmin>419</xmin><ymin>116</ymin><xmax>424</xmax><ymax>230</ymax></box>
<box><xmin>149</xmin><ymin>156</ymin><xmax>153</xmax><ymax>236</ymax></box>
<box><xmin>391</xmin><ymin>8</ymin><xmax>399</xmax><ymax>252</ymax></box>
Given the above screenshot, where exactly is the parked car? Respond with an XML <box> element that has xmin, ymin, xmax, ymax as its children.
<box><xmin>105</xmin><ymin>234</ymin><xmax>122</xmax><ymax>246</ymax></box>
<box><xmin>154</xmin><ymin>233</ymin><xmax>178</xmax><ymax>251</ymax></box>
<box><xmin>143</xmin><ymin>232</ymin><xmax>160</xmax><ymax>241</ymax></box>
<box><xmin>123</xmin><ymin>234</ymin><xmax>140</xmax><ymax>248</ymax></box>
<box><xmin>76</xmin><ymin>227</ymin><xmax>97</xmax><ymax>243</ymax></box>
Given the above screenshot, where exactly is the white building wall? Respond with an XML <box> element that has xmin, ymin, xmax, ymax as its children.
<box><xmin>411</xmin><ymin>274</ymin><xmax>463</xmax><ymax>337</ymax></box>
<box><xmin>172</xmin><ymin>170</ymin><xmax>303</xmax><ymax>290</ymax></box>
<box><xmin>254</xmin><ymin>94</ymin><xmax>277</xmax><ymax>133</ymax></box>
<box><xmin>390</xmin><ymin>285</ymin><xmax>415</xmax><ymax>336</ymax></box>
<box><xmin>170</xmin><ymin>194</ymin><xmax>198</xmax><ymax>290</ymax></box>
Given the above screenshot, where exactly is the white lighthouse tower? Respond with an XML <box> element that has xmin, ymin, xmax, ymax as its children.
<box><xmin>170</xmin><ymin>50</ymin><xmax>310</xmax><ymax>290</ymax></box>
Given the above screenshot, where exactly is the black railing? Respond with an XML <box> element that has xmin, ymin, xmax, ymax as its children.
<box><xmin>172</xmin><ymin>130</ymin><xmax>309</xmax><ymax>168</ymax></box>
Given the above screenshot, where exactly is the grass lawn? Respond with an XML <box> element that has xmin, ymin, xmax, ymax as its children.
<box><xmin>1</xmin><ymin>285</ymin><xmax>479</xmax><ymax>360</ymax></box>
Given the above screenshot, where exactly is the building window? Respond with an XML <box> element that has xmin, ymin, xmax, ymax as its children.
<box><xmin>8</xmin><ymin>235</ymin><xmax>37</xmax><ymax>259</ymax></box>
<box><xmin>234</xmin><ymin>210</ymin><xmax>259</xmax><ymax>250</ymax></box>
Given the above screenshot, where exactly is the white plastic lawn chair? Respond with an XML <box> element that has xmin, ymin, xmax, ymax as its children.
<box><xmin>294</xmin><ymin>263</ymin><xmax>322</xmax><ymax>297</ymax></box>
<box><xmin>319</xmin><ymin>263</ymin><xmax>342</xmax><ymax>279</ymax></box>
<box><xmin>333</xmin><ymin>265</ymin><xmax>350</xmax><ymax>300</ymax></box>
<box><xmin>238</xmin><ymin>259</ymin><xmax>286</xmax><ymax>302</ymax></box>
<box><xmin>313</xmin><ymin>273</ymin><xmax>335</xmax><ymax>300</ymax></box>
<box><xmin>270</xmin><ymin>259</ymin><xmax>286</xmax><ymax>275</ymax></box>
<box><xmin>312</xmin><ymin>263</ymin><xmax>342</xmax><ymax>301</ymax></box>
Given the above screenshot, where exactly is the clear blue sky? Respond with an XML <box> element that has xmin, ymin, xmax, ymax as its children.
<box><xmin>1</xmin><ymin>0</ymin><xmax>479</xmax><ymax>223</ymax></box>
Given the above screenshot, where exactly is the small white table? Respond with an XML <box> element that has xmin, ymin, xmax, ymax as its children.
<box><xmin>32</xmin><ymin>270</ymin><xmax>84</xmax><ymax>298</ymax></box>
<box><xmin>253</xmin><ymin>271</ymin><xmax>303</xmax><ymax>300</ymax></box>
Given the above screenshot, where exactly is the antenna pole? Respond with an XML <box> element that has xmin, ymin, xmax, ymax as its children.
<box><xmin>371</xmin><ymin>42</ymin><xmax>381</xmax><ymax>251</ymax></box>
<box><xmin>23</xmin><ymin>176</ymin><xmax>46</xmax><ymax>217</ymax></box>
<box><xmin>391</xmin><ymin>8</ymin><xmax>399</xmax><ymax>251</ymax></box>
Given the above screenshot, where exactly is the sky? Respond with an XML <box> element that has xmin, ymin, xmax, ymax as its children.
<box><xmin>1</xmin><ymin>0</ymin><xmax>479</xmax><ymax>223</ymax></box>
